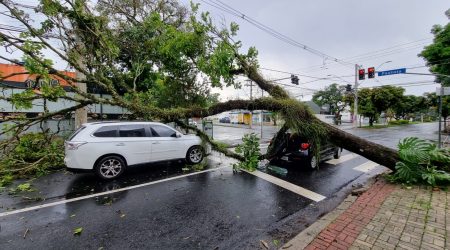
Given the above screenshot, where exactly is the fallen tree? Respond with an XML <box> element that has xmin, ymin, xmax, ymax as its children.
<box><xmin>0</xmin><ymin>0</ymin><xmax>399</xmax><ymax>176</ymax></box>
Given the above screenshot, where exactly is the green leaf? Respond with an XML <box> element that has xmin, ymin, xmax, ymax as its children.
<box><xmin>73</xmin><ymin>227</ymin><xmax>83</xmax><ymax>235</ymax></box>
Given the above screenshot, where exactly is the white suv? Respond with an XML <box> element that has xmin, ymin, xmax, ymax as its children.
<box><xmin>64</xmin><ymin>122</ymin><xmax>209</xmax><ymax>179</ymax></box>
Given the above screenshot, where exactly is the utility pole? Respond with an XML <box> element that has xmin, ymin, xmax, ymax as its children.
<box><xmin>353</xmin><ymin>64</ymin><xmax>359</xmax><ymax>128</ymax></box>
<box><xmin>438</xmin><ymin>86</ymin><xmax>443</xmax><ymax>148</ymax></box>
<box><xmin>245</xmin><ymin>80</ymin><xmax>254</xmax><ymax>129</ymax></box>
<box><xmin>260</xmin><ymin>89</ymin><xmax>263</xmax><ymax>139</ymax></box>
<box><xmin>74</xmin><ymin>36</ymin><xmax>87</xmax><ymax>129</ymax></box>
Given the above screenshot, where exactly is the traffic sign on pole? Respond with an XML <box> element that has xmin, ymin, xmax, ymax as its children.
<box><xmin>377</xmin><ymin>68</ymin><xmax>406</xmax><ymax>76</ymax></box>
<box><xmin>436</xmin><ymin>87</ymin><xmax>450</xmax><ymax>96</ymax></box>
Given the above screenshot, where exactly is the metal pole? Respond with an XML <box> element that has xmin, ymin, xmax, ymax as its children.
<box><xmin>248</xmin><ymin>80</ymin><xmax>252</xmax><ymax>129</ymax></box>
<box><xmin>260</xmin><ymin>90</ymin><xmax>263</xmax><ymax>139</ymax></box>
<box><xmin>438</xmin><ymin>87</ymin><xmax>443</xmax><ymax>148</ymax></box>
<box><xmin>354</xmin><ymin>64</ymin><xmax>359</xmax><ymax>128</ymax></box>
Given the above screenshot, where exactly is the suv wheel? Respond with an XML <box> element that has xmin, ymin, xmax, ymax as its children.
<box><xmin>186</xmin><ymin>146</ymin><xmax>204</xmax><ymax>164</ymax></box>
<box><xmin>308</xmin><ymin>155</ymin><xmax>318</xmax><ymax>169</ymax></box>
<box><xmin>334</xmin><ymin>148</ymin><xmax>342</xmax><ymax>159</ymax></box>
<box><xmin>95</xmin><ymin>155</ymin><xmax>126</xmax><ymax>180</ymax></box>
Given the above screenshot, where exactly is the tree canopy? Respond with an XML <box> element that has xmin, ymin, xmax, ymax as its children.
<box><xmin>419</xmin><ymin>9</ymin><xmax>450</xmax><ymax>86</ymax></box>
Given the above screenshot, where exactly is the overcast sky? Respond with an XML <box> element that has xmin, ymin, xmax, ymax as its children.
<box><xmin>1</xmin><ymin>0</ymin><xmax>449</xmax><ymax>101</ymax></box>
<box><xmin>186</xmin><ymin>0</ymin><xmax>449</xmax><ymax>101</ymax></box>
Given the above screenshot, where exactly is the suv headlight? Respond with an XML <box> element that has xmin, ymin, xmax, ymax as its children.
<box><xmin>65</xmin><ymin>141</ymin><xmax>87</xmax><ymax>150</ymax></box>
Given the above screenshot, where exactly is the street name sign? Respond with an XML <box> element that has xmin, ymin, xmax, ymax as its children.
<box><xmin>436</xmin><ymin>87</ymin><xmax>450</xmax><ymax>96</ymax></box>
<box><xmin>377</xmin><ymin>68</ymin><xmax>406</xmax><ymax>76</ymax></box>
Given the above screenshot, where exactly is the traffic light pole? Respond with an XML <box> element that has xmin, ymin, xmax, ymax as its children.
<box><xmin>354</xmin><ymin>64</ymin><xmax>359</xmax><ymax>128</ymax></box>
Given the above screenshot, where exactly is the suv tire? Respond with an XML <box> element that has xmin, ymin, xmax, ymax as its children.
<box><xmin>186</xmin><ymin>146</ymin><xmax>204</xmax><ymax>164</ymax></box>
<box><xmin>95</xmin><ymin>155</ymin><xmax>126</xmax><ymax>180</ymax></box>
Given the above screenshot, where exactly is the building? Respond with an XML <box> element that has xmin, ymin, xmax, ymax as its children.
<box><xmin>0</xmin><ymin>63</ymin><xmax>125</xmax><ymax>119</ymax></box>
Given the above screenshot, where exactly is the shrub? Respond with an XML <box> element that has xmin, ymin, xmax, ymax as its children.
<box><xmin>233</xmin><ymin>133</ymin><xmax>260</xmax><ymax>172</ymax></box>
<box><xmin>389</xmin><ymin>137</ymin><xmax>450</xmax><ymax>186</ymax></box>
<box><xmin>0</xmin><ymin>132</ymin><xmax>65</xmax><ymax>186</ymax></box>
<box><xmin>389</xmin><ymin>119</ymin><xmax>410</xmax><ymax>125</ymax></box>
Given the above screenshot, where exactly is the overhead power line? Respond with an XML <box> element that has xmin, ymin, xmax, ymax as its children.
<box><xmin>200</xmin><ymin>0</ymin><xmax>353</xmax><ymax>67</ymax></box>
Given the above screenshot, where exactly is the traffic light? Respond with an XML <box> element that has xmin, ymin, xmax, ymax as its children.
<box><xmin>291</xmin><ymin>74</ymin><xmax>299</xmax><ymax>85</ymax></box>
<box><xmin>368</xmin><ymin>67</ymin><xmax>375</xmax><ymax>78</ymax></box>
<box><xmin>345</xmin><ymin>84</ymin><xmax>352</xmax><ymax>92</ymax></box>
<box><xmin>358</xmin><ymin>69</ymin><xmax>365</xmax><ymax>80</ymax></box>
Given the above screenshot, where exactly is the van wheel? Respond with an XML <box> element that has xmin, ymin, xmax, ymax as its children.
<box><xmin>186</xmin><ymin>146</ymin><xmax>204</xmax><ymax>164</ymax></box>
<box><xmin>308</xmin><ymin>155</ymin><xmax>318</xmax><ymax>169</ymax></box>
<box><xmin>95</xmin><ymin>155</ymin><xmax>126</xmax><ymax>180</ymax></box>
<box><xmin>334</xmin><ymin>148</ymin><xmax>342</xmax><ymax>159</ymax></box>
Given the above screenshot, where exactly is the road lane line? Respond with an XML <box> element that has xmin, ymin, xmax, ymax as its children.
<box><xmin>353</xmin><ymin>161</ymin><xmax>379</xmax><ymax>173</ymax></box>
<box><xmin>245</xmin><ymin>170</ymin><xmax>326</xmax><ymax>202</ymax></box>
<box><xmin>325</xmin><ymin>153</ymin><xmax>358</xmax><ymax>165</ymax></box>
<box><xmin>0</xmin><ymin>166</ymin><xmax>229</xmax><ymax>218</ymax></box>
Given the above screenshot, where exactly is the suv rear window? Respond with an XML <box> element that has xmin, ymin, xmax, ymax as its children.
<box><xmin>68</xmin><ymin>126</ymin><xmax>86</xmax><ymax>140</ymax></box>
<box><xmin>93</xmin><ymin>126</ymin><xmax>118</xmax><ymax>137</ymax></box>
<box><xmin>119</xmin><ymin>125</ymin><xmax>147</xmax><ymax>137</ymax></box>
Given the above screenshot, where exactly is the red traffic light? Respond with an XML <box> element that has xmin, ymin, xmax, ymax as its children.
<box><xmin>368</xmin><ymin>67</ymin><xmax>375</xmax><ymax>78</ymax></box>
<box><xmin>358</xmin><ymin>69</ymin><xmax>365</xmax><ymax>80</ymax></box>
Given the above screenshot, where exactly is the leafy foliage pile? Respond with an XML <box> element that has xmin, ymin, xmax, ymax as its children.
<box><xmin>233</xmin><ymin>133</ymin><xmax>260</xmax><ymax>172</ymax></box>
<box><xmin>0</xmin><ymin>132</ymin><xmax>65</xmax><ymax>187</ymax></box>
<box><xmin>390</xmin><ymin>137</ymin><xmax>450</xmax><ymax>186</ymax></box>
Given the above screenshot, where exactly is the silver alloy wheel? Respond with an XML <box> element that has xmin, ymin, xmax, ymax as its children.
<box><xmin>310</xmin><ymin>156</ymin><xmax>318</xmax><ymax>169</ymax></box>
<box><xmin>189</xmin><ymin>148</ymin><xmax>203</xmax><ymax>163</ymax></box>
<box><xmin>99</xmin><ymin>159</ymin><xmax>122</xmax><ymax>178</ymax></box>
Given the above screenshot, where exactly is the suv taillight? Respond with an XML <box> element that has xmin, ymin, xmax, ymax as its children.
<box><xmin>65</xmin><ymin>141</ymin><xmax>87</xmax><ymax>150</ymax></box>
<box><xmin>300</xmin><ymin>143</ymin><xmax>310</xmax><ymax>150</ymax></box>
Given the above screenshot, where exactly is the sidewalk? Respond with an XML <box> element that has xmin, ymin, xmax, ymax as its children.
<box><xmin>285</xmin><ymin>179</ymin><xmax>449</xmax><ymax>250</ymax></box>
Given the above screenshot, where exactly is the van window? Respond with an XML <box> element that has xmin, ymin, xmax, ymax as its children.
<box><xmin>93</xmin><ymin>126</ymin><xmax>118</xmax><ymax>137</ymax></box>
<box><xmin>119</xmin><ymin>125</ymin><xmax>147</xmax><ymax>137</ymax></box>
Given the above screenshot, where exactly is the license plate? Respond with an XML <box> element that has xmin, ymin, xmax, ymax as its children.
<box><xmin>281</xmin><ymin>156</ymin><xmax>289</xmax><ymax>161</ymax></box>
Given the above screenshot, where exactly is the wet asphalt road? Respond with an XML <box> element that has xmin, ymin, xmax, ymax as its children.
<box><xmin>0</xmin><ymin>123</ymin><xmax>439</xmax><ymax>249</ymax></box>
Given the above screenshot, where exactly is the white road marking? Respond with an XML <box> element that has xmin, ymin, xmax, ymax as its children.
<box><xmin>353</xmin><ymin>161</ymin><xmax>379</xmax><ymax>173</ymax></box>
<box><xmin>325</xmin><ymin>153</ymin><xmax>358</xmax><ymax>165</ymax></box>
<box><xmin>244</xmin><ymin>170</ymin><xmax>326</xmax><ymax>202</ymax></box>
<box><xmin>0</xmin><ymin>166</ymin><xmax>229</xmax><ymax>218</ymax></box>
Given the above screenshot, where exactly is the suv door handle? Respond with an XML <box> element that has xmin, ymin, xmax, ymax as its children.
<box><xmin>152</xmin><ymin>142</ymin><xmax>160</xmax><ymax>145</ymax></box>
<box><xmin>116</xmin><ymin>143</ymin><xmax>125</xmax><ymax>146</ymax></box>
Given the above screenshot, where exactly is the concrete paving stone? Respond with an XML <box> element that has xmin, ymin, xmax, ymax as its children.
<box><xmin>351</xmin><ymin>239</ymin><xmax>373</xmax><ymax>249</ymax></box>
<box><xmin>420</xmin><ymin>241</ymin><xmax>445</xmax><ymax>250</ymax></box>
<box><xmin>378</xmin><ymin>233</ymin><xmax>390</xmax><ymax>242</ymax></box>
<box><xmin>373</xmin><ymin>239</ymin><xmax>396</xmax><ymax>249</ymax></box>
<box><xmin>387</xmin><ymin>235</ymin><xmax>400</xmax><ymax>245</ymax></box>
<box><xmin>422</xmin><ymin>233</ymin><xmax>437</xmax><ymax>244</ymax></box>
<box><xmin>364</xmin><ymin>235</ymin><xmax>378</xmax><ymax>245</ymax></box>
<box><xmin>433</xmin><ymin>238</ymin><xmax>445</xmax><ymax>248</ymax></box>
<box><xmin>424</xmin><ymin>227</ymin><xmax>446</xmax><ymax>237</ymax></box>
<box><xmin>398</xmin><ymin>241</ymin><xmax>421</xmax><ymax>250</ymax></box>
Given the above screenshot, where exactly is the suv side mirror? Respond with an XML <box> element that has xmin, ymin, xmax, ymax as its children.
<box><xmin>176</xmin><ymin>132</ymin><xmax>182</xmax><ymax>138</ymax></box>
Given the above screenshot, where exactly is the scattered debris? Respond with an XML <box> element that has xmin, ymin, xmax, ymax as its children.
<box><xmin>351</xmin><ymin>187</ymin><xmax>369</xmax><ymax>196</ymax></box>
<box><xmin>282</xmin><ymin>243</ymin><xmax>293</xmax><ymax>249</ymax></box>
<box><xmin>260</xmin><ymin>240</ymin><xmax>269</xmax><ymax>249</ymax></box>
<box><xmin>23</xmin><ymin>228</ymin><xmax>29</xmax><ymax>239</ymax></box>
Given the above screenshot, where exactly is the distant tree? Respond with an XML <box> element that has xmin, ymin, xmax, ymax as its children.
<box><xmin>393</xmin><ymin>95</ymin><xmax>426</xmax><ymax>120</ymax></box>
<box><xmin>419</xmin><ymin>9</ymin><xmax>450</xmax><ymax>86</ymax></box>
<box><xmin>358</xmin><ymin>86</ymin><xmax>404</xmax><ymax>126</ymax></box>
<box><xmin>312</xmin><ymin>83</ymin><xmax>349</xmax><ymax>125</ymax></box>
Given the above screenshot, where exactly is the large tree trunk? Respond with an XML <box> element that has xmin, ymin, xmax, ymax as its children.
<box><xmin>233</xmin><ymin>58</ymin><xmax>400</xmax><ymax>170</ymax></box>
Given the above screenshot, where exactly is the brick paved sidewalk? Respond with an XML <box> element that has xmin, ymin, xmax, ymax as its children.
<box><xmin>303</xmin><ymin>180</ymin><xmax>449</xmax><ymax>250</ymax></box>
